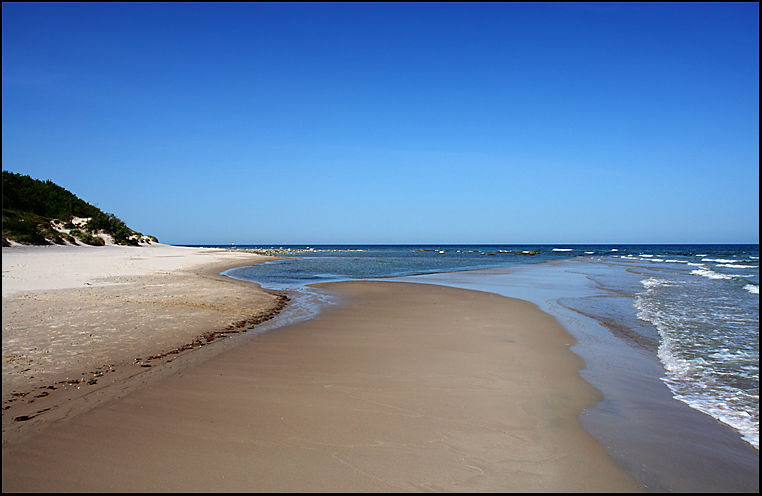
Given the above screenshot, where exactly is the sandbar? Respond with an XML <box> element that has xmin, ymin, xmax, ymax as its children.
<box><xmin>2</xmin><ymin>244</ymin><xmax>643</xmax><ymax>491</ymax></box>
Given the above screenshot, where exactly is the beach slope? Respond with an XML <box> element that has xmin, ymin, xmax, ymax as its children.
<box><xmin>3</xmin><ymin>274</ymin><xmax>643</xmax><ymax>491</ymax></box>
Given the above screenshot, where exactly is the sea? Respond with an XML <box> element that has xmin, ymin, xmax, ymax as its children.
<box><xmin>196</xmin><ymin>242</ymin><xmax>758</xmax><ymax>488</ymax></box>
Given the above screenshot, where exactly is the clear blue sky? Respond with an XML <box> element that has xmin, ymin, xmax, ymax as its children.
<box><xmin>3</xmin><ymin>3</ymin><xmax>759</xmax><ymax>245</ymax></box>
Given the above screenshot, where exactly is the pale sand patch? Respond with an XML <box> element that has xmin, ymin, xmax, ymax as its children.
<box><xmin>2</xmin><ymin>244</ymin><xmax>287</xmax><ymax>442</ymax></box>
<box><xmin>2</xmin><ymin>281</ymin><xmax>644</xmax><ymax>492</ymax></box>
<box><xmin>2</xmin><ymin>243</ymin><xmax>267</xmax><ymax>296</ymax></box>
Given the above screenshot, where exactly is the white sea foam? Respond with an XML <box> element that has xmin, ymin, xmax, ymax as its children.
<box><xmin>717</xmin><ymin>264</ymin><xmax>758</xmax><ymax>269</ymax></box>
<box><xmin>744</xmin><ymin>284</ymin><xmax>759</xmax><ymax>294</ymax></box>
<box><xmin>637</xmin><ymin>291</ymin><xmax>759</xmax><ymax>449</ymax></box>
<box><xmin>691</xmin><ymin>269</ymin><xmax>734</xmax><ymax>280</ymax></box>
<box><xmin>640</xmin><ymin>277</ymin><xmax>661</xmax><ymax>289</ymax></box>
<box><xmin>672</xmin><ymin>391</ymin><xmax>760</xmax><ymax>449</ymax></box>
<box><xmin>702</xmin><ymin>258</ymin><xmax>739</xmax><ymax>263</ymax></box>
<box><xmin>552</xmin><ymin>248</ymin><xmax>573</xmax><ymax>252</ymax></box>
<box><xmin>640</xmin><ymin>277</ymin><xmax>679</xmax><ymax>289</ymax></box>
<box><xmin>636</xmin><ymin>256</ymin><xmax>665</xmax><ymax>262</ymax></box>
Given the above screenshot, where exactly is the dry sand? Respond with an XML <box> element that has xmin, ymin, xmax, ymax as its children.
<box><xmin>2</xmin><ymin>245</ymin><xmax>644</xmax><ymax>491</ymax></box>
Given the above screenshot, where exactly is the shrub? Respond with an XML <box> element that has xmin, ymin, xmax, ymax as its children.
<box><xmin>2</xmin><ymin>215</ymin><xmax>49</xmax><ymax>245</ymax></box>
<box><xmin>70</xmin><ymin>229</ymin><xmax>105</xmax><ymax>246</ymax></box>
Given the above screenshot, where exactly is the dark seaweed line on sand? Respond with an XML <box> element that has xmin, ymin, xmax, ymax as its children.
<box><xmin>5</xmin><ymin>294</ymin><xmax>290</xmax><ymax>422</ymax></box>
<box><xmin>134</xmin><ymin>294</ymin><xmax>290</xmax><ymax>366</ymax></box>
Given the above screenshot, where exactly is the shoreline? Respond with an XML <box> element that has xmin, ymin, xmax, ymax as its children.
<box><xmin>394</xmin><ymin>260</ymin><xmax>759</xmax><ymax>492</ymax></box>
<box><xmin>2</xmin><ymin>278</ymin><xmax>643</xmax><ymax>491</ymax></box>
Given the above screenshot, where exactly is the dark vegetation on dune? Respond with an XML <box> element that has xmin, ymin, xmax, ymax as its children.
<box><xmin>2</xmin><ymin>170</ymin><xmax>157</xmax><ymax>247</ymax></box>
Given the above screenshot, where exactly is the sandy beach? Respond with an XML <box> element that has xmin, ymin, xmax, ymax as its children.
<box><xmin>2</xmin><ymin>244</ymin><xmax>643</xmax><ymax>491</ymax></box>
<box><xmin>2</xmin><ymin>244</ymin><xmax>286</xmax><ymax>443</ymax></box>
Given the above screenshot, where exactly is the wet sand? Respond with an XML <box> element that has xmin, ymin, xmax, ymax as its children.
<box><xmin>2</xmin><ymin>250</ymin><xmax>644</xmax><ymax>491</ymax></box>
<box><xmin>396</xmin><ymin>262</ymin><xmax>759</xmax><ymax>492</ymax></box>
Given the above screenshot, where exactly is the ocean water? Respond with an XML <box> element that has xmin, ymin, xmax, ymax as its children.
<box><xmin>214</xmin><ymin>244</ymin><xmax>759</xmax><ymax>451</ymax></box>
